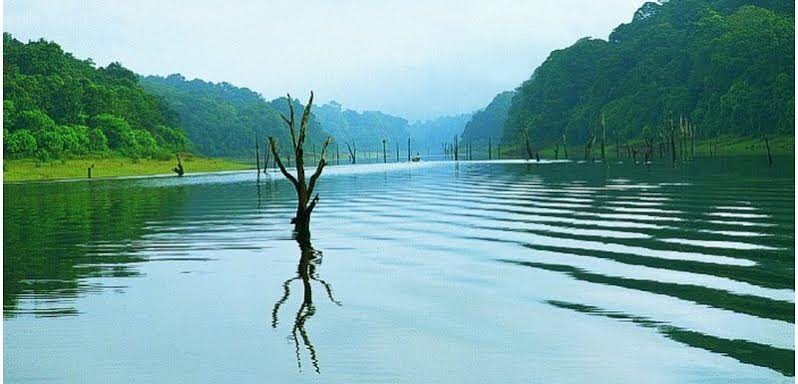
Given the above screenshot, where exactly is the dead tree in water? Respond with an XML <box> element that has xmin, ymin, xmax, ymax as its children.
<box><xmin>345</xmin><ymin>142</ymin><xmax>356</xmax><ymax>164</ymax></box>
<box><xmin>669</xmin><ymin>118</ymin><xmax>677</xmax><ymax>167</ymax></box>
<box><xmin>761</xmin><ymin>129</ymin><xmax>774</xmax><ymax>166</ymax></box>
<box><xmin>562</xmin><ymin>134</ymin><xmax>569</xmax><ymax>159</ymax></box>
<box><xmin>268</xmin><ymin>92</ymin><xmax>332</xmax><ymax>241</ymax></box>
<box><xmin>600</xmin><ymin>114</ymin><xmax>607</xmax><ymax>162</ymax></box>
<box><xmin>584</xmin><ymin>136</ymin><xmax>595</xmax><ymax>161</ymax></box>
<box><xmin>382</xmin><ymin>139</ymin><xmax>387</xmax><ymax>163</ymax></box>
<box><xmin>263</xmin><ymin>141</ymin><xmax>271</xmax><ymax>173</ymax></box>
<box><xmin>407</xmin><ymin>138</ymin><xmax>411</xmax><ymax>162</ymax></box>
<box><xmin>172</xmin><ymin>154</ymin><xmax>184</xmax><ymax>176</ymax></box>
<box><xmin>488</xmin><ymin>137</ymin><xmax>492</xmax><ymax>160</ymax></box>
<box><xmin>454</xmin><ymin>135</ymin><xmax>459</xmax><ymax>161</ymax></box>
<box><xmin>255</xmin><ymin>136</ymin><xmax>261</xmax><ymax>174</ymax></box>
<box><xmin>87</xmin><ymin>163</ymin><xmax>95</xmax><ymax>179</ymax></box>
<box><xmin>521</xmin><ymin>128</ymin><xmax>533</xmax><ymax>160</ymax></box>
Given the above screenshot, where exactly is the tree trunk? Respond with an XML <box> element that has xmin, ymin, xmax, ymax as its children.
<box><xmin>268</xmin><ymin>92</ymin><xmax>331</xmax><ymax>239</ymax></box>
<box><xmin>255</xmin><ymin>137</ymin><xmax>261</xmax><ymax>174</ymax></box>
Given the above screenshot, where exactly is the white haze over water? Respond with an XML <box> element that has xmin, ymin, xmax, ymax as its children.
<box><xmin>4</xmin><ymin>0</ymin><xmax>646</xmax><ymax>121</ymax></box>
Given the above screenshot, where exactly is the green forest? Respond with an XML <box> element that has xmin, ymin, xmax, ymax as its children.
<box><xmin>3</xmin><ymin>33</ymin><xmax>188</xmax><ymax>161</ymax></box>
<box><xmin>2</xmin><ymin>0</ymin><xmax>795</xmax><ymax>167</ymax></box>
<box><xmin>500</xmin><ymin>0</ymin><xmax>794</xmax><ymax>148</ymax></box>
<box><xmin>140</xmin><ymin>74</ymin><xmax>328</xmax><ymax>157</ymax></box>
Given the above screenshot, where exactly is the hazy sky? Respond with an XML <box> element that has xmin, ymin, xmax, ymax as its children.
<box><xmin>4</xmin><ymin>1</ymin><xmax>646</xmax><ymax>121</ymax></box>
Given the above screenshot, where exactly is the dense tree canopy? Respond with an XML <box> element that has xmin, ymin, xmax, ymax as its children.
<box><xmin>314</xmin><ymin>101</ymin><xmax>472</xmax><ymax>155</ymax></box>
<box><xmin>501</xmin><ymin>0</ymin><xmax>794</xmax><ymax>148</ymax></box>
<box><xmin>313</xmin><ymin>102</ymin><xmax>410</xmax><ymax>151</ymax></box>
<box><xmin>3</xmin><ymin>33</ymin><xmax>187</xmax><ymax>159</ymax></box>
<box><xmin>140</xmin><ymin>74</ymin><xmax>328</xmax><ymax>157</ymax></box>
<box><xmin>460</xmin><ymin>91</ymin><xmax>515</xmax><ymax>145</ymax></box>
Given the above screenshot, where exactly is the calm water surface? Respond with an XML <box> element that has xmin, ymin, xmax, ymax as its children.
<box><xmin>4</xmin><ymin>157</ymin><xmax>795</xmax><ymax>383</ymax></box>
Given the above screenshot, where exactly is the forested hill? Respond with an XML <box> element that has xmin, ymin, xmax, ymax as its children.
<box><xmin>460</xmin><ymin>91</ymin><xmax>515</xmax><ymax>145</ymax></box>
<box><xmin>3</xmin><ymin>33</ymin><xmax>189</xmax><ymax>160</ymax></box>
<box><xmin>501</xmin><ymin>0</ymin><xmax>794</xmax><ymax>148</ymax></box>
<box><xmin>140</xmin><ymin>74</ymin><xmax>328</xmax><ymax>157</ymax></box>
<box><xmin>408</xmin><ymin>114</ymin><xmax>473</xmax><ymax>154</ymax></box>
<box><xmin>313</xmin><ymin>102</ymin><xmax>472</xmax><ymax>154</ymax></box>
<box><xmin>313</xmin><ymin>101</ymin><xmax>410</xmax><ymax>151</ymax></box>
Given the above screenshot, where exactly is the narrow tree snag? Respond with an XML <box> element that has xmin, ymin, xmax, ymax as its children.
<box><xmin>554</xmin><ymin>143</ymin><xmax>559</xmax><ymax>160</ymax></box>
<box><xmin>173</xmin><ymin>154</ymin><xmax>185</xmax><ymax>176</ymax></box>
<box><xmin>87</xmin><ymin>163</ymin><xmax>95</xmax><ymax>179</ymax></box>
<box><xmin>268</xmin><ymin>92</ymin><xmax>332</xmax><ymax>242</ymax></box>
<box><xmin>488</xmin><ymin>137</ymin><xmax>492</xmax><ymax>160</ymax></box>
<box><xmin>407</xmin><ymin>138</ymin><xmax>411</xmax><ymax>162</ymax></box>
<box><xmin>600</xmin><ymin>114</ymin><xmax>606</xmax><ymax>162</ymax></box>
<box><xmin>670</xmin><ymin>118</ymin><xmax>676</xmax><ymax>167</ymax></box>
<box><xmin>382</xmin><ymin>139</ymin><xmax>387</xmax><ymax>163</ymax></box>
<box><xmin>584</xmin><ymin>136</ymin><xmax>594</xmax><ymax>161</ymax></box>
<box><xmin>454</xmin><ymin>135</ymin><xmax>459</xmax><ymax>161</ymax></box>
<box><xmin>345</xmin><ymin>142</ymin><xmax>356</xmax><ymax>164</ymax></box>
<box><xmin>264</xmin><ymin>141</ymin><xmax>271</xmax><ymax>173</ymax></box>
<box><xmin>562</xmin><ymin>134</ymin><xmax>569</xmax><ymax>159</ymax></box>
<box><xmin>255</xmin><ymin>136</ymin><xmax>261</xmax><ymax>174</ymax></box>
<box><xmin>521</xmin><ymin>128</ymin><xmax>533</xmax><ymax>160</ymax></box>
<box><xmin>761</xmin><ymin>130</ymin><xmax>774</xmax><ymax>166</ymax></box>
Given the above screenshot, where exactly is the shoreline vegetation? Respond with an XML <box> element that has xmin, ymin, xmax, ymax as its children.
<box><xmin>3</xmin><ymin>154</ymin><xmax>249</xmax><ymax>182</ymax></box>
<box><xmin>4</xmin><ymin>135</ymin><xmax>792</xmax><ymax>182</ymax></box>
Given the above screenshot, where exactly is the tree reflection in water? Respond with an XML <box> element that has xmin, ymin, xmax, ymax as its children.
<box><xmin>271</xmin><ymin>238</ymin><xmax>341</xmax><ymax>373</ymax></box>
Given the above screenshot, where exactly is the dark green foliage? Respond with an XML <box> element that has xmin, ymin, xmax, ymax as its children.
<box><xmin>314</xmin><ymin>101</ymin><xmax>471</xmax><ymax>155</ymax></box>
<box><xmin>3</xmin><ymin>33</ymin><xmax>185</xmax><ymax>159</ymax></box>
<box><xmin>313</xmin><ymin>101</ymin><xmax>410</xmax><ymax>151</ymax></box>
<box><xmin>502</xmin><ymin>0</ymin><xmax>794</xmax><ymax>148</ymax></box>
<box><xmin>461</xmin><ymin>91</ymin><xmax>515</xmax><ymax>145</ymax></box>
<box><xmin>140</xmin><ymin>74</ymin><xmax>327</xmax><ymax>157</ymax></box>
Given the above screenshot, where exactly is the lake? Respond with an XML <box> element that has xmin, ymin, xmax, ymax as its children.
<box><xmin>4</xmin><ymin>157</ymin><xmax>795</xmax><ymax>383</ymax></box>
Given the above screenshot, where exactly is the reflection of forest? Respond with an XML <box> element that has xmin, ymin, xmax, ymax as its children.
<box><xmin>3</xmin><ymin>181</ymin><xmax>188</xmax><ymax>317</ymax></box>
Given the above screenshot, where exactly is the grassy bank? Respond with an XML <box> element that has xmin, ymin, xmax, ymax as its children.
<box><xmin>493</xmin><ymin>135</ymin><xmax>794</xmax><ymax>159</ymax></box>
<box><xmin>4</xmin><ymin>155</ymin><xmax>252</xmax><ymax>182</ymax></box>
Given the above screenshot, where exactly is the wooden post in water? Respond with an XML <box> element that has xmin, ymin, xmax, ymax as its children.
<box><xmin>336</xmin><ymin>143</ymin><xmax>340</xmax><ymax>165</ymax></box>
<box><xmin>670</xmin><ymin>118</ymin><xmax>676</xmax><ymax>167</ymax></box>
<box><xmin>172</xmin><ymin>154</ymin><xmax>184</xmax><ymax>176</ymax></box>
<box><xmin>383</xmin><ymin>140</ymin><xmax>387</xmax><ymax>163</ymax></box>
<box><xmin>407</xmin><ymin>138</ymin><xmax>411</xmax><ymax>162</ymax></box>
<box><xmin>454</xmin><ymin>135</ymin><xmax>459</xmax><ymax>161</ymax></box>
<box><xmin>87</xmin><ymin>163</ymin><xmax>95</xmax><ymax>179</ymax></box>
<box><xmin>255</xmin><ymin>136</ymin><xmax>261</xmax><ymax>174</ymax></box>
<box><xmin>488</xmin><ymin>137</ymin><xmax>492</xmax><ymax>160</ymax></box>
<box><xmin>603</xmin><ymin>120</ymin><xmax>609</xmax><ymax>159</ymax></box>
<box><xmin>562</xmin><ymin>134</ymin><xmax>569</xmax><ymax>159</ymax></box>
<box><xmin>761</xmin><ymin>129</ymin><xmax>774</xmax><ymax>166</ymax></box>
<box><xmin>264</xmin><ymin>140</ymin><xmax>271</xmax><ymax>173</ymax></box>
<box><xmin>521</xmin><ymin>128</ymin><xmax>533</xmax><ymax>160</ymax></box>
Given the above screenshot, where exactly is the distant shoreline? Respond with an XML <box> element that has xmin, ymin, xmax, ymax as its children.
<box><xmin>3</xmin><ymin>156</ymin><xmax>251</xmax><ymax>182</ymax></box>
<box><xmin>4</xmin><ymin>136</ymin><xmax>793</xmax><ymax>183</ymax></box>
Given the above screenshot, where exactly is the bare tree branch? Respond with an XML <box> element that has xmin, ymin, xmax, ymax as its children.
<box><xmin>269</xmin><ymin>137</ymin><xmax>299</xmax><ymax>188</ymax></box>
<box><xmin>298</xmin><ymin>91</ymin><xmax>314</xmax><ymax>148</ymax></box>
<box><xmin>307</xmin><ymin>137</ymin><xmax>331</xmax><ymax>198</ymax></box>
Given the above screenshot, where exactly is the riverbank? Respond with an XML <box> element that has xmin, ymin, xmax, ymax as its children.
<box><xmin>4</xmin><ymin>156</ymin><xmax>252</xmax><ymax>182</ymax></box>
<box><xmin>492</xmin><ymin>135</ymin><xmax>794</xmax><ymax>159</ymax></box>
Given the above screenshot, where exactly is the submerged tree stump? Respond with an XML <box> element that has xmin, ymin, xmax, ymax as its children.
<box><xmin>172</xmin><ymin>154</ymin><xmax>184</xmax><ymax>176</ymax></box>
<box><xmin>268</xmin><ymin>92</ymin><xmax>332</xmax><ymax>242</ymax></box>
